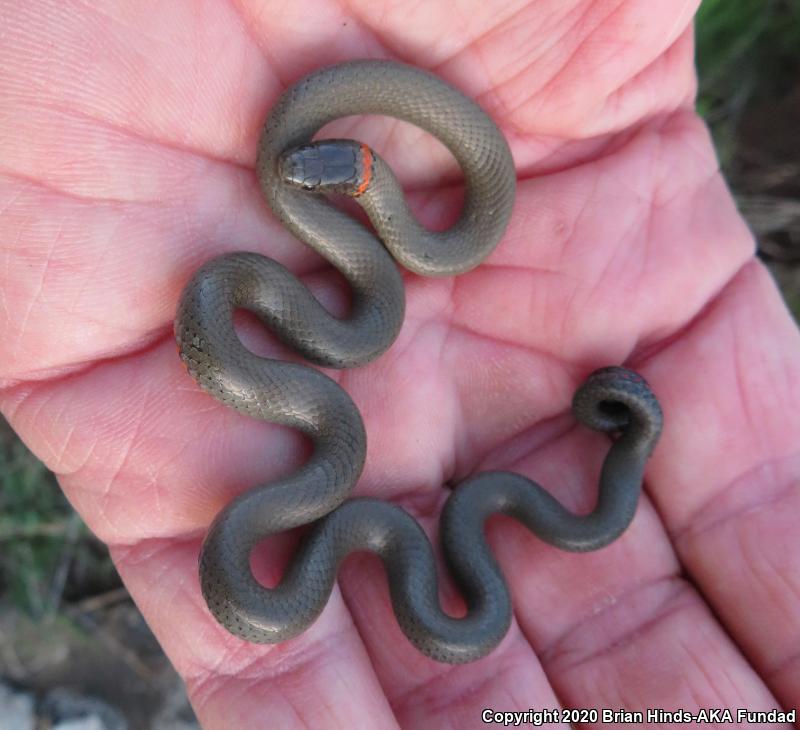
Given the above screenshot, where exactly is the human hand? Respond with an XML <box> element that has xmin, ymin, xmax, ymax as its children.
<box><xmin>2</xmin><ymin>1</ymin><xmax>798</xmax><ymax>728</ymax></box>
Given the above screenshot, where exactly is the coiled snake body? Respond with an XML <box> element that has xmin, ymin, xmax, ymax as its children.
<box><xmin>175</xmin><ymin>60</ymin><xmax>663</xmax><ymax>664</ymax></box>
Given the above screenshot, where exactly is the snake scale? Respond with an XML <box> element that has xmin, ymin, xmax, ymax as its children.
<box><xmin>174</xmin><ymin>60</ymin><xmax>663</xmax><ymax>664</ymax></box>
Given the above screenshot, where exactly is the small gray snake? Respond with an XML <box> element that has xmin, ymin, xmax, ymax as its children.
<box><xmin>174</xmin><ymin>59</ymin><xmax>663</xmax><ymax>664</ymax></box>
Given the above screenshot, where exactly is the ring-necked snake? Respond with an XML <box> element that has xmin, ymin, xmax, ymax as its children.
<box><xmin>174</xmin><ymin>60</ymin><xmax>663</xmax><ymax>664</ymax></box>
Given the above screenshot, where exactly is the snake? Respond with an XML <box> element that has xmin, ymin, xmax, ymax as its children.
<box><xmin>174</xmin><ymin>59</ymin><xmax>663</xmax><ymax>664</ymax></box>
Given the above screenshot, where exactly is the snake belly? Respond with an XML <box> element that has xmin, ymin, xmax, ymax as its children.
<box><xmin>174</xmin><ymin>60</ymin><xmax>662</xmax><ymax>664</ymax></box>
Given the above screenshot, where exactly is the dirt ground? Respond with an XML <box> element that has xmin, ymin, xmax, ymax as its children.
<box><xmin>736</xmin><ymin>80</ymin><xmax>800</xmax><ymax>315</ymax></box>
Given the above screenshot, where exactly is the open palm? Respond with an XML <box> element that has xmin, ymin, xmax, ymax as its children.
<box><xmin>2</xmin><ymin>1</ymin><xmax>799</xmax><ymax>727</ymax></box>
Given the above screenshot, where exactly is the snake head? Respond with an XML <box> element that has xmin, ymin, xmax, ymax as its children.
<box><xmin>278</xmin><ymin>140</ymin><xmax>373</xmax><ymax>196</ymax></box>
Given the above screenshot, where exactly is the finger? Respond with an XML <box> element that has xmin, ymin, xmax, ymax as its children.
<box><xmin>641</xmin><ymin>261</ymin><xmax>800</xmax><ymax>711</ymax></box>
<box><xmin>240</xmin><ymin>0</ymin><xmax>698</xmax><ymax>139</ymax></box>
<box><xmin>0</xmin><ymin>144</ymin><xmax>308</xmax><ymax>381</ymax></box>
<box><xmin>480</xmin><ymin>423</ymin><xmax>785</xmax><ymax>717</ymax></box>
<box><xmin>1</xmin><ymin>0</ymin><xmax>274</xmax><ymax>164</ymax></box>
<box><xmin>112</xmin><ymin>538</ymin><xmax>400</xmax><ymax>730</ymax></box>
<box><xmin>2</xmin><ymin>317</ymin><xmax>454</xmax><ymax>546</ymax></box>
<box><xmin>334</xmin><ymin>496</ymin><xmax>565</xmax><ymax>730</ymax></box>
<box><xmin>0</xmin><ymin>0</ymin><xmax>290</xmax><ymax>380</ymax></box>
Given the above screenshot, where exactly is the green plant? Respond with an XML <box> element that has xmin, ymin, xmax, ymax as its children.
<box><xmin>0</xmin><ymin>424</ymin><xmax>116</xmax><ymax>617</ymax></box>
<box><xmin>695</xmin><ymin>0</ymin><xmax>800</xmax><ymax>166</ymax></box>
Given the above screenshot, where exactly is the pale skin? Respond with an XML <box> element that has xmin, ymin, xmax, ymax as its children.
<box><xmin>1</xmin><ymin>1</ymin><xmax>799</xmax><ymax>728</ymax></box>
